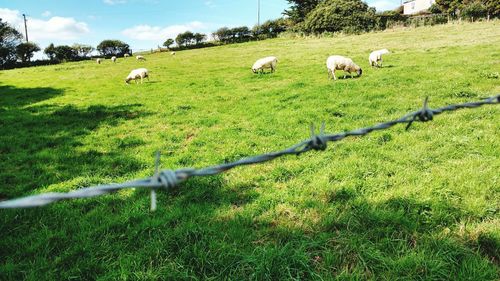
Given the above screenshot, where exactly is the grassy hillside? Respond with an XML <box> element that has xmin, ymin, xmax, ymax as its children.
<box><xmin>0</xmin><ymin>21</ymin><xmax>499</xmax><ymax>280</ymax></box>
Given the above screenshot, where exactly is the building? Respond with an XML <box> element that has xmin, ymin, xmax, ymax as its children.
<box><xmin>403</xmin><ymin>0</ymin><xmax>435</xmax><ymax>15</ymax></box>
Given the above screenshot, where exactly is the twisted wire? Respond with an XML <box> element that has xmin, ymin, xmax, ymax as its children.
<box><xmin>1</xmin><ymin>95</ymin><xmax>498</xmax><ymax>210</ymax></box>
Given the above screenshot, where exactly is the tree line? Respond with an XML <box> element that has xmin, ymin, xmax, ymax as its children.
<box><xmin>162</xmin><ymin>18</ymin><xmax>291</xmax><ymax>51</ymax></box>
<box><xmin>0</xmin><ymin>20</ymin><xmax>132</xmax><ymax>69</ymax></box>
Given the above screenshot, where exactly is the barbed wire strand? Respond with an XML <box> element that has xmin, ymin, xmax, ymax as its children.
<box><xmin>0</xmin><ymin>95</ymin><xmax>498</xmax><ymax>210</ymax></box>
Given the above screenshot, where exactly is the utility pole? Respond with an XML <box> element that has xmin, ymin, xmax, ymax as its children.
<box><xmin>22</xmin><ymin>14</ymin><xmax>28</xmax><ymax>42</ymax></box>
<box><xmin>257</xmin><ymin>0</ymin><xmax>261</xmax><ymax>35</ymax></box>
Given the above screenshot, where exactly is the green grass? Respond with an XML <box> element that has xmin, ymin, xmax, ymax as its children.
<box><xmin>1</xmin><ymin>21</ymin><xmax>499</xmax><ymax>280</ymax></box>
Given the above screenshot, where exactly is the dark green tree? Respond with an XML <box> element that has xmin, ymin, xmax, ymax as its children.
<box><xmin>163</xmin><ymin>38</ymin><xmax>174</xmax><ymax>48</ymax></box>
<box><xmin>193</xmin><ymin>33</ymin><xmax>206</xmax><ymax>45</ymax></box>
<box><xmin>283</xmin><ymin>0</ymin><xmax>323</xmax><ymax>23</ymax></box>
<box><xmin>53</xmin><ymin>45</ymin><xmax>78</xmax><ymax>61</ymax></box>
<box><xmin>0</xmin><ymin>19</ymin><xmax>22</xmax><ymax>68</ymax></box>
<box><xmin>72</xmin><ymin>43</ymin><xmax>94</xmax><ymax>58</ymax></box>
<box><xmin>16</xmin><ymin>42</ymin><xmax>40</xmax><ymax>62</ymax></box>
<box><xmin>96</xmin><ymin>40</ymin><xmax>130</xmax><ymax>56</ymax></box>
<box><xmin>44</xmin><ymin>43</ymin><xmax>56</xmax><ymax>61</ymax></box>
<box><xmin>256</xmin><ymin>18</ymin><xmax>291</xmax><ymax>39</ymax></box>
<box><xmin>175</xmin><ymin>31</ymin><xmax>195</xmax><ymax>46</ymax></box>
<box><xmin>212</xmin><ymin>27</ymin><xmax>232</xmax><ymax>43</ymax></box>
<box><xmin>303</xmin><ymin>0</ymin><xmax>376</xmax><ymax>33</ymax></box>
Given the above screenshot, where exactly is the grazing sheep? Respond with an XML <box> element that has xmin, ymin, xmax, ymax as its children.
<box><xmin>136</xmin><ymin>55</ymin><xmax>146</xmax><ymax>61</ymax></box>
<box><xmin>125</xmin><ymin>68</ymin><xmax>149</xmax><ymax>84</ymax></box>
<box><xmin>369</xmin><ymin>49</ymin><xmax>390</xmax><ymax>67</ymax></box>
<box><xmin>96</xmin><ymin>58</ymin><xmax>102</xmax><ymax>64</ymax></box>
<box><xmin>124</xmin><ymin>53</ymin><xmax>130</xmax><ymax>58</ymax></box>
<box><xmin>326</xmin><ymin>55</ymin><xmax>362</xmax><ymax>80</ymax></box>
<box><xmin>252</xmin><ymin>56</ymin><xmax>278</xmax><ymax>74</ymax></box>
<box><xmin>170</xmin><ymin>51</ymin><xmax>176</xmax><ymax>56</ymax></box>
<box><xmin>111</xmin><ymin>56</ymin><xmax>117</xmax><ymax>63</ymax></box>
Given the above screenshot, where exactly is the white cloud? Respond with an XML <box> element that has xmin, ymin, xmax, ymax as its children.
<box><xmin>103</xmin><ymin>0</ymin><xmax>127</xmax><ymax>5</ymax></box>
<box><xmin>42</xmin><ymin>11</ymin><xmax>51</xmax><ymax>17</ymax></box>
<box><xmin>0</xmin><ymin>8</ymin><xmax>22</xmax><ymax>26</ymax></box>
<box><xmin>204</xmin><ymin>1</ymin><xmax>216</xmax><ymax>8</ymax></box>
<box><xmin>0</xmin><ymin>8</ymin><xmax>90</xmax><ymax>40</ymax></box>
<box><xmin>370</xmin><ymin>0</ymin><xmax>399</xmax><ymax>12</ymax></box>
<box><xmin>122</xmin><ymin>21</ymin><xmax>206</xmax><ymax>41</ymax></box>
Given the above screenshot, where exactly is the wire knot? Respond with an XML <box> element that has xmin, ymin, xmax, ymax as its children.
<box><xmin>306</xmin><ymin>122</ymin><xmax>328</xmax><ymax>151</ymax></box>
<box><xmin>406</xmin><ymin>97</ymin><xmax>434</xmax><ymax>130</ymax></box>
<box><xmin>158</xmin><ymin>170</ymin><xmax>180</xmax><ymax>189</ymax></box>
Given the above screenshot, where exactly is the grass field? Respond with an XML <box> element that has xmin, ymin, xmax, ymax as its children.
<box><xmin>0</xmin><ymin>21</ymin><xmax>499</xmax><ymax>280</ymax></box>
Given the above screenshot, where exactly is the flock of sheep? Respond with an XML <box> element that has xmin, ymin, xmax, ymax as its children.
<box><xmin>94</xmin><ymin>48</ymin><xmax>390</xmax><ymax>85</ymax></box>
<box><xmin>251</xmin><ymin>49</ymin><xmax>390</xmax><ymax>80</ymax></box>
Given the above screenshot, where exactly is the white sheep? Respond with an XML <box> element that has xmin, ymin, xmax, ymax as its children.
<box><xmin>252</xmin><ymin>56</ymin><xmax>278</xmax><ymax>74</ymax></box>
<box><xmin>96</xmin><ymin>58</ymin><xmax>102</xmax><ymax>64</ymax></box>
<box><xmin>136</xmin><ymin>55</ymin><xmax>146</xmax><ymax>61</ymax></box>
<box><xmin>124</xmin><ymin>53</ymin><xmax>130</xmax><ymax>58</ymax></box>
<box><xmin>369</xmin><ymin>49</ymin><xmax>390</xmax><ymax>67</ymax></box>
<box><xmin>326</xmin><ymin>55</ymin><xmax>362</xmax><ymax>80</ymax></box>
<box><xmin>170</xmin><ymin>51</ymin><xmax>176</xmax><ymax>56</ymax></box>
<box><xmin>111</xmin><ymin>56</ymin><xmax>117</xmax><ymax>63</ymax></box>
<box><xmin>125</xmin><ymin>68</ymin><xmax>149</xmax><ymax>84</ymax></box>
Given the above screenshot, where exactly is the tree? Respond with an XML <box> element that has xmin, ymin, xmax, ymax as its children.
<box><xmin>194</xmin><ymin>33</ymin><xmax>206</xmax><ymax>45</ymax></box>
<box><xmin>16</xmin><ymin>42</ymin><xmax>40</xmax><ymax>62</ymax></box>
<box><xmin>230</xmin><ymin>27</ymin><xmax>251</xmax><ymax>42</ymax></box>
<box><xmin>163</xmin><ymin>38</ymin><xmax>174</xmax><ymax>48</ymax></box>
<box><xmin>482</xmin><ymin>0</ymin><xmax>499</xmax><ymax>19</ymax></box>
<box><xmin>96</xmin><ymin>40</ymin><xmax>130</xmax><ymax>56</ymax></box>
<box><xmin>175</xmin><ymin>31</ymin><xmax>195</xmax><ymax>46</ymax></box>
<box><xmin>303</xmin><ymin>0</ymin><xmax>377</xmax><ymax>34</ymax></box>
<box><xmin>72</xmin><ymin>43</ymin><xmax>94</xmax><ymax>58</ymax></box>
<box><xmin>462</xmin><ymin>1</ymin><xmax>487</xmax><ymax>20</ymax></box>
<box><xmin>53</xmin><ymin>45</ymin><xmax>78</xmax><ymax>61</ymax></box>
<box><xmin>257</xmin><ymin>18</ymin><xmax>291</xmax><ymax>39</ymax></box>
<box><xmin>283</xmin><ymin>0</ymin><xmax>322</xmax><ymax>23</ymax></box>
<box><xmin>44</xmin><ymin>43</ymin><xmax>56</xmax><ymax>61</ymax></box>
<box><xmin>212</xmin><ymin>27</ymin><xmax>232</xmax><ymax>43</ymax></box>
<box><xmin>0</xmin><ymin>19</ymin><xmax>22</xmax><ymax>68</ymax></box>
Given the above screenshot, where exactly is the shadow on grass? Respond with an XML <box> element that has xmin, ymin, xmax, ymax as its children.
<box><xmin>0</xmin><ymin>86</ymin><xmax>497</xmax><ymax>280</ymax></box>
<box><xmin>0</xmin><ymin>84</ymin><xmax>151</xmax><ymax>198</ymax></box>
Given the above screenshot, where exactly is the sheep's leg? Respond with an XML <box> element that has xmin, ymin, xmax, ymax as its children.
<box><xmin>332</xmin><ymin>70</ymin><xmax>337</xmax><ymax>80</ymax></box>
<box><xmin>380</xmin><ymin>58</ymin><xmax>383</xmax><ymax>68</ymax></box>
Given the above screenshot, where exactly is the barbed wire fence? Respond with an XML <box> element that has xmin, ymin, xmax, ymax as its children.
<box><xmin>0</xmin><ymin>95</ymin><xmax>498</xmax><ymax>211</ymax></box>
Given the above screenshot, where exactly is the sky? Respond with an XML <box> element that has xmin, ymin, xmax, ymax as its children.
<box><xmin>0</xmin><ymin>0</ymin><xmax>401</xmax><ymax>58</ymax></box>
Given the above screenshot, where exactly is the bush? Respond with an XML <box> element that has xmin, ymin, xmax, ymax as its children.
<box><xmin>255</xmin><ymin>18</ymin><xmax>292</xmax><ymax>39</ymax></box>
<box><xmin>15</xmin><ymin>42</ymin><xmax>40</xmax><ymax>62</ymax></box>
<box><xmin>97</xmin><ymin>40</ymin><xmax>130</xmax><ymax>57</ymax></box>
<box><xmin>303</xmin><ymin>0</ymin><xmax>377</xmax><ymax>34</ymax></box>
<box><xmin>462</xmin><ymin>2</ymin><xmax>487</xmax><ymax>21</ymax></box>
<box><xmin>0</xmin><ymin>19</ymin><xmax>22</xmax><ymax>69</ymax></box>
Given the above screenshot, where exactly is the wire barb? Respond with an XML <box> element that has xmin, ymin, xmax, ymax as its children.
<box><xmin>406</xmin><ymin>96</ymin><xmax>434</xmax><ymax>130</ymax></box>
<box><xmin>0</xmin><ymin>95</ymin><xmax>498</xmax><ymax>209</ymax></box>
<box><xmin>306</xmin><ymin>122</ymin><xmax>328</xmax><ymax>152</ymax></box>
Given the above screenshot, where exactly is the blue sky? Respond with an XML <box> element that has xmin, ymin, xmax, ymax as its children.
<box><xmin>1</xmin><ymin>0</ymin><xmax>401</xmax><ymax>56</ymax></box>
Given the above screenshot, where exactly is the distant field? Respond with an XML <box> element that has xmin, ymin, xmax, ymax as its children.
<box><xmin>0</xmin><ymin>21</ymin><xmax>499</xmax><ymax>280</ymax></box>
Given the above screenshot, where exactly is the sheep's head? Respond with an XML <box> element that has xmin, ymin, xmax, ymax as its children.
<box><xmin>252</xmin><ymin>68</ymin><xmax>257</xmax><ymax>74</ymax></box>
<box><xmin>357</xmin><ymin>68</ymin><xmax>363</xmax><ymax>77</ymax></box>
<box><xmin>125</xmin><ymin>77</ymin><xmax>132</xmax><ymax>84</ymax></box>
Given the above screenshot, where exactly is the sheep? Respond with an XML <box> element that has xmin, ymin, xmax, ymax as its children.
<box><xmin>124</xmin><ymin>53</ymin><xmax>130</xmax><ymax>58</ymax></box>
<box><xmin>369</xmin><ymin>49</ymin><xmax>390</xmax><ymax>67</ymax></box>
<box><xmin>326</xmin><ymin>55</ymin><xmax>362</xmax><ymax>80</ymax></box>
<box><xmin>96</xmin><ymin>58</ymin><xmax>102</xmax><ymax>64</ymax></box>
<box><xmin>111</xmin><ymin>56</ymin><xmax>117</xmax><ymax>63</ymax></box>
<box><xmin>252</xmin><ymin>56</ymin><xmax>278</xmax><ymax>74</ymax></box>
<box><xmin>125</xmin><ymin>68</ymin><xmax>149</xmax><ymax>84</ymax></box>
<box><xmin>136</xmin><ymin>55</ymin><xmax>146</xmax><ymax>61</ymax></box>
<box><xmin>170</xmin><ymin>51</ymin><xmax>176</xmax><ymax>56</ymax></box>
